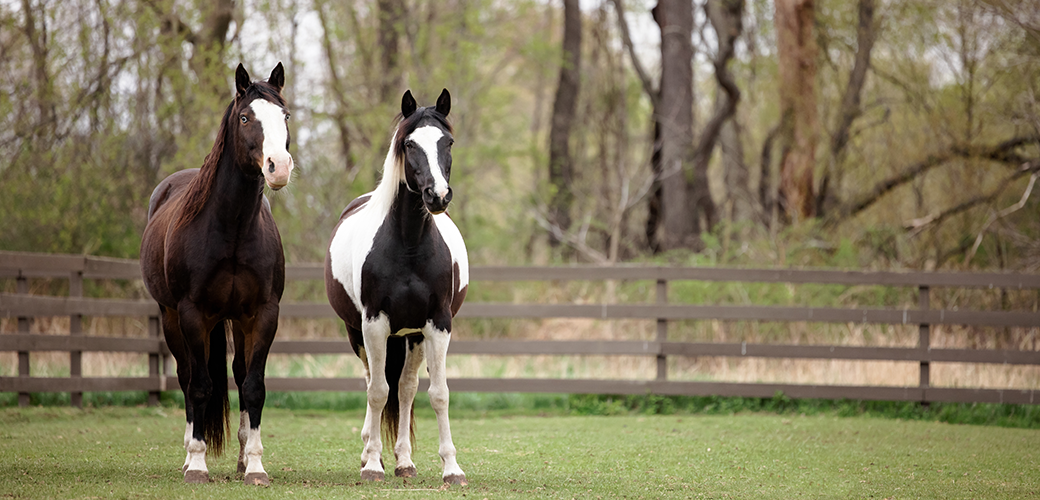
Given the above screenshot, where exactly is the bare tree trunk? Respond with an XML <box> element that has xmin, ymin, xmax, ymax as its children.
<box><xmin>547</xmin><ymin>0</ymin><xmax>582</xmax><ymax>247</ymax></box>
<box><xmin>775</xmin><ymin>0</ymin><xmax>818</xmax><ymax>222</ymax></box>
<box><xmin>316</xmin><ymin>0</ymin><xmax>355</xmax><ymax>174</ymax></box>
<box><xmin>652</xmin><ymin>0</ymin><xmax>697</xmax><ymax>250</ymax></box>
<box><xmin>378</xmin><ymin>0</ymin><xmax>405</xmax><ymax>103</ymax></box>
<box><xmin>690</xmin><ymin>0</ymin><xmax>744</xmax><ymax>232</ymax></box>
<box><xmin>21</xmin><ymin>0</ymin><xmax>54</xmax><ymax>144</ymax></box>
<box><xmin>817</xmin><ymin>0</ymin><xmax>877</xmax><ymax>218</ymax></box>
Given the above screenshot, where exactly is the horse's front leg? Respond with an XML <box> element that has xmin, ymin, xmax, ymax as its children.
<box><xmin>177</xmin><ymin>303</ymin><xmax>216</xmax><ymax>484</ymax></box>
<box><xmin>237</xmin><ymin>305</ymin><xmax>278</xmax><ymax>486</ymax></box>
<box><xmin>423</xmin><ymin>322</ymin><xmax>466</xmax><ymax>485</ymax></box>
<box><xmin>393</xmin><ymin>338</ymin><xmax>425</xmax><ymax>478</ymax></box>
<box><xmin>360</xmin><ymin>315</ymin><xmax>391</xmax><ymax>481</ymax></box>
<box><xmin>160</xmin><ymin>305</ymin><xmax>193</xmax><ymax>475</ymax></box>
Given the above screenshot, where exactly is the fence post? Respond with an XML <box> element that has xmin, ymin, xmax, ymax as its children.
<box><xmin>148</xmin><ymin>314</ymin><xmax>161</xmax><ymax>406</ymax></box>
<box><xmin>656</xmin><ymin>278</ymin><xmax>668</xmax><ymax>381</ymax></box>
<box><xmin>70</xmin><ymin>270</ymin><xmax>83</xmax><ymax>408</ymax></box>
<box><xmin>918</xmin><ymin>285</ymin><xmax>930</xmax><ymax>405</ymax></box>
<box><xmin>17</xmin><ymin>274</ymin><xmax>30</xmax><ymax>407</ymax></box>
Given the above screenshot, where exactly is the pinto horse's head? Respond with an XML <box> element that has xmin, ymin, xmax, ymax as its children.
<box><xmin>397</xmin><ymin>89</ymin><xmax>453</xmax><ymax>215</ymax></box>
<box><xmin>232</xmin><ymin>63</ymin><xmax>293</xmax><ymax>190</ymax></box>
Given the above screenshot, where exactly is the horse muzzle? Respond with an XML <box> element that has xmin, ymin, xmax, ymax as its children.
<box><xmin>423</xmin><ymin>186</ymin><xmax>452</xmax><ymax>215</ymax></box>
<box><xmin>263</xmin><ymin>153</ymin><xmax>293</xmax><ymax>191</ymax></box>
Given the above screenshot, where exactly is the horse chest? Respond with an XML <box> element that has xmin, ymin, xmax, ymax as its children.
<box><xmin>194</xmin><ymin>262</ymin><xmax>266</xmax><ymax>316</ymax></box>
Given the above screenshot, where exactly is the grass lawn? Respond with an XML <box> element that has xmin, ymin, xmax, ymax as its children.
<box><xmin>1</xmin><ymin>405</ymin><xmax>1038</xmax><ymax>499</ymax></box>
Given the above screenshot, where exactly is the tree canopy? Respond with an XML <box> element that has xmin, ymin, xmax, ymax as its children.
<box><xmin>1</xmin><ymin>0</ymin><xmax>1037</xmax><ymax>272</ymax></box>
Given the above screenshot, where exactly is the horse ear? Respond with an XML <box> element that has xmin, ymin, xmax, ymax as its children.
<box><xmin>235</xmin><ymin>64</ymin><xmax>251</xmax><ymax>97</ymax></box>
<box><xmin>401</xmin><ymin>90</ymin><xmax>417</xmax><ymax>118</ymax></box>
<box><xmin>435</xmin><ymin>88</ymin><xmax>451</xmax><ymax>117</ymax></box>
<box><xmin>268</xmin><ymin>62</ymin><xmax>285</xmax><ymax>91</ymax></box>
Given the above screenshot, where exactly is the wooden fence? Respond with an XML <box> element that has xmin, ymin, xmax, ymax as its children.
<box><xmin>2</xmin><ymin>250</ymin><xmax>1040</xmax><ymax>407</ymax></box>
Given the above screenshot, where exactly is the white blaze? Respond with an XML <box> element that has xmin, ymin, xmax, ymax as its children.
<box><xmin>408</xmin><ymin>126</ymin><xmax>449</xmax><ymax>198</ymax></box>
<box><xmin>250</xmin><ymin>99</ymin><xmax>293</xmax><ymax>190</ymax></box>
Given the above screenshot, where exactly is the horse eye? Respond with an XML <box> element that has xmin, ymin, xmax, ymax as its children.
<box><xmin>448</xmin><ymin>139</ymin><xmax>454</xmax><ymax>147</ymax></box>
<box><xmin>240</xmin><ymin>115</ymin><xmax>248</xmax><ymax>124</ymax></box>
<box><xmin>284</xmin><ymin>113</ymin><xmax>290</xmax><ymax>122</ymax></box>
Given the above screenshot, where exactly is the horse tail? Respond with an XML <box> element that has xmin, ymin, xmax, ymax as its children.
<box><xmin>203</xmin><ymin>320</ymin><xmax>231</xmax><ymax>456</ymax></box>
<box><xmin>382</xmin><ymin>335</ymin><xmax>408</xmax><ymax>449</ymax></box>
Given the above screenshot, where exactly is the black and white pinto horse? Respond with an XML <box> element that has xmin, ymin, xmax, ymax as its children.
<box><xmin>325</xmin><ymin>89</ymin><xmax>468</xmax><ymax>485</ymax></box>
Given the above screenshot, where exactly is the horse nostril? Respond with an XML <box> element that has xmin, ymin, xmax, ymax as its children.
<box><xmin>443</xmin><ymin>188</ymin><xmax>453</xmax><ymax>204</ymax></box>
<box><xmin>424</xmin><ymin>187</ymin><xmax>434</xmax><ymax>198</ymax></box>
<box><xmin>268</xmin><ymin>159</ymin><xmax>276</xmax><ymax>173</ymax></box>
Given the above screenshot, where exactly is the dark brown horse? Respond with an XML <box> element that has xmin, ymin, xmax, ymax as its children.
<box><xmin>140</xmin><ymin>63</ymin><xmax>293</xmax><ymax>485</ymax></box>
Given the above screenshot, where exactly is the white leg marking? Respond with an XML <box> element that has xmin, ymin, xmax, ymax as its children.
<box><xmin>243</xmin><ymin>425</ymin><xmax>266</xmax><ymax>476</ymax></box>
<box><xmin>182</xmin><ymin>422</ymin><xmax>193</xmax><ymax>473</ymax></box>
<box><xmin>394</xmin><ymin>341</ymin><xmax>425</xmax><ymax>476</ymax></box>
<box><xmin>360</xmin><ymin>315</ymin><xmax>391</xmax><ymax>480</ymax></box>
<box><xmin>185</xmin><ymin>438</ymin><xmax>208</xmax><ymax>475</ymax></box>
<box><xmin>423</xmin><ymin>323</ymin><xmax>466</xmax><ymax>483</ymax></box>
<box><xmin>238</xmin><ymin>412</ymin><xmax>249</xmax><ymax>472</ymax></box>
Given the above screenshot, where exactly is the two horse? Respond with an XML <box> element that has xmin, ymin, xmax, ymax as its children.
<box><xmin>141</xmin><ymin>63</ymin><xmax>467</xmax><ymax>486</ymax></box>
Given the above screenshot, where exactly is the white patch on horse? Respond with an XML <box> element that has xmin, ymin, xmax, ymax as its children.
<box><xmin>422</xmin><ymin>320</ymin><xmax>466</xmax><ymax>481</ymax></box>
<box><xmin>182</xmin><ymin>422</ymin><xmax>193</xmax><ymax>472</ymax></box>
<box><xmin>238</xmin><ymin>412</ymin><xmax>266</xmax><ymax>477</ymax></box>
<box><xmin>408</xmin><ymin>126</ymin><xmax>449</xmax><ymax>198</ymax></box>
<box><xmin>250</xmin><ymin>99</ymin><xmax>293</xmax><ymax>189</ymax></box>
<box><xmin>185</xmin><ymin>438</ymin><xmax>208</xmax><ymax>475</ymax></box>
<box><xmin>328</xmin><ymin>199</ymin><xmax>382</xmax><ymax>315</ymax></box>
<box><xmin>433</xmin><ymin>213</ymin><xmax>469</xmax><ymax>293</ymax></box>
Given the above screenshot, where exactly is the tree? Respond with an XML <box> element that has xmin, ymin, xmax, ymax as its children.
<box><xmin>377</xmin><ymin>0</ymin><xmax>405</xmax><ymax>103</ymax></box>
<box><xmin>547</xmin><ymin>0</ymin><xmax>582</xmax><ymax>247</ymax></box>
<box><xmin>649</xmin><ymin>0</ymin><xmax>697</xmax><ymax>250</ymax></box>
<box><xmin>816</xmin><ymin>0</ymin><xmax>878</xmax><ymax>217</ymax></box>
<box><xmin>775</xmin><ymin>0</ymin><xmax>818</xmax><ymax>222</ymax></box>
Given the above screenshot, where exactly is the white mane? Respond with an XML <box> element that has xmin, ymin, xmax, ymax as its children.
<box><xmin>367</xmin><ymin>129</ymin><xmax>405</xmax><ymax>218</ymax></box>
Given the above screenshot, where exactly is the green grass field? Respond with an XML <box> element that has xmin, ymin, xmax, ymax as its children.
<box><xmin>2</xmin><ymin>404</ymin><xmax>1039</xmax><ymax>499</ymax></box>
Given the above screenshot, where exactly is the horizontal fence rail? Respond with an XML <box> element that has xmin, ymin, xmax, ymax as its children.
<box><xmin>2</xmin><ymin>250</ymin><xmax>1040</xmax><ymax>407</ymax></box>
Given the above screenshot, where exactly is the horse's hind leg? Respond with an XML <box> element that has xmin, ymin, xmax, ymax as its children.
<box><xmin>360</xmin><ymin>317</ymin><xmax>391</xmax><ymax>481</ymax></box>
<box><xmin>423</xmin><ymin>324</ymin><xmax>466</xmax><ymax>485</ymax></box>
<box><xmin>393</xmin><ymin>338</ymin><xmax>425</xmax><ymax>478</ymax></box>
<box><xmin>230</xmin><ymin>319</ymin><xmax>249</xmax><ymax>475</ymax></box>
<box><xmin>237</xmin><ymin>305</ymin><xmax>278</xmax><ymax>486</ymax></box>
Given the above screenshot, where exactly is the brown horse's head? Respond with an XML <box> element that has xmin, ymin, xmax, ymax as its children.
<box><xmin>231</xmin><ymin>63</ymin><xmax>293</xmax><ymax>190</ymax></box>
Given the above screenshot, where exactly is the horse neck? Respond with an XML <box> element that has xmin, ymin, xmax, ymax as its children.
<box><xmin>205</xmin><ymin>153</ymin><xmax>266</xmax><ymax>230</ymax></box>
<box><xmin>389</xmin><ymin>182</ymin><xmax>433</xmax><ymax>248</ymax></box>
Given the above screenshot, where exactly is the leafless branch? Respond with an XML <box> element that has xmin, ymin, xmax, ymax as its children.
<box><xmin>964</xmin><ymin>171</ymin><xmax>1039</xmax><ymax>264</ymax></box>
<box><xmin>831</xmin><ymin>135</ymin><xmax>1040</xmax><ymax>224</ymax></box>
<box><xmin>905</xmin><ymin>159</ymin><xmax>1040</xmax><ymax>236</ymax></box>
<box><xmin>608</xmin><ymin>0</ymin><xmax>658</xmax><ymax>108</ymax></box>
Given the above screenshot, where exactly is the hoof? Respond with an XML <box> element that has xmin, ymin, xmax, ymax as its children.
<box><xmin>244</xmin><ymin>472</ymin><xmax>270</xmax><ymax>486</ymax></box>
<box><xmin>184</xmin><ymin>470</ymin><xmax>210</xmax><ymax>484</ymax></box>
<box><xmin>395</xmin><ymin>466</ymin><xmax>417</xmax><ymax>478</ymax></box>
<box><xmin>360</xmin><ymin>469</ymin><xmax>385</xmax><ymax>482</ymax></box>
<box><xmin>443</xmin><ymin>474</ymin><xmax>468</xmax><ymax>486</ymax></box>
